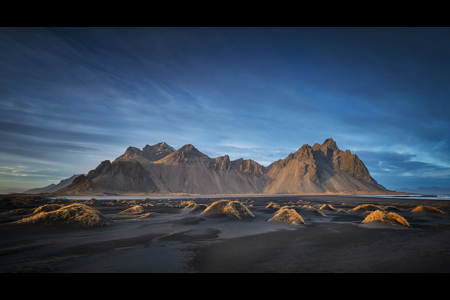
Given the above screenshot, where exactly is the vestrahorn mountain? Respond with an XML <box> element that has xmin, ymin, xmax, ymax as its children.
<box><xmin>53</xmin><ymin>139</ymin><xmax>390</xmax><ymax>195</ymax></box>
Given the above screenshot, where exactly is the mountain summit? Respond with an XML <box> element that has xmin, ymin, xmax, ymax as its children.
<box><xmin>265</xmin><ymin>138</ymin><xmax>383</xmax><ymax>193</ymax></box>
<box><xmin>53</xmin><ymin>138</ymin><xmax>389</xmax><ymax>195</ymax></box>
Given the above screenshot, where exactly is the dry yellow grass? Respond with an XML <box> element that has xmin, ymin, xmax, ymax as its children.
<box><xmin>349</xmin><ymin>204</ymin><xmax>381</xmax><ymax>212</ymax></box>
<box><xmin>181</xmin><ymin>200</ymin><xmax>197</xmax><ymax>207</ymax></box>
<box><xmin>181</xmin><ymin>201</ymin><xmax>207</xmax><ymax>212</ymax></box>
<box><xmin>266</xmin><ymin>202</ymin><xmax>281</xmax><ymax>209</ymax></box>
<box><xmin>411</xmin><ymin>205</ymin><xmax>446</xmax><ymax>214</ymax></box>
<box><xmin>362</xmin><ymin>210</ymin><xmax>410</xmax><ymax>227</ymax></box>
<box><xmin>301</xmin><ymin>205</ymin><xmax>327</xmax><ymax>217</ymax></box>
<box><xmin>201</xmin><ymin>200</ymin><xmax>254</xmax><ymax>220</ymax></box>
<box><xmin>17</xmin><ymin>203</ymin><xmax>110</xmax><ymax>227</ymax></box>
<box><xmin>320</xmin><ymin>204</ymin><xmax>336</xmax><ymax>211</ymax></box>
<box><xmin>32</xmin><ymin>204</ymin><xmax>63</xmax><ymax>214</ymax></box>
<box><xmin>268</xmin><ymin>207</ymin><xmax>305</xmax><ymax>225</ymax></box>
<box><xmin>118</xmin><ymin>205</ymin><xmax>145</xmax><ymax>215</ymax></box>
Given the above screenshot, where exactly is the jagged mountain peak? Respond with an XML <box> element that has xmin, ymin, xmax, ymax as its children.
<box><xmin>177</xmin><ymin>144</ymin><xmax>206</xmax><ymax>156</ymax></box>
<box><xmin>56</xmin><ymin>137</ymin><xmax>389</xmax><ymax>195</ymax></box>
<box><xmin>116</xmin><ymin>142</ymin><xmax>175</xmax><ymax>162</ymax></box>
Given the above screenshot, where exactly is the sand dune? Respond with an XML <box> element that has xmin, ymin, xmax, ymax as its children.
<box><xmin>268</xmin><ymin>207</ymin><xmax>306</xmax><ymax>225</ymax></box>
<box><xmin>362</xmin><ymin>210</ymin><xmax>410</xmax><ymax>227</ymax></box>
<box><xmin>15</xmin><ymin>203</ymin><xmax>110</xmax><ymax>227</ymax></box>
<box><xmin>118</xmin><ymin>205</ymin><xmax>146</xmax><ymax>215</ymax></box>
<box><xmin>2</xmin><ymin>194</ymin><xmax>450</xmax><ymax>273</ymax></box>
<box><xmin>411</xmin><ymin>205</ymin><xmax>446</xmax><ymax>214</ymax></box>
<box><xmin>201</xmin><ymin>200</ymin><xmax>254</xmax><ymax>220</ymax></box>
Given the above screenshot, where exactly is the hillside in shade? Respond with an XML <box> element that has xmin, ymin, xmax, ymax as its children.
<box><xmin>24</xmin><ymin>174</ymin><xmax>83</xmax><ymax>194</ymax></box>
<box><xmin>52</xmin><ymin>139</ymin><xmax>390</xmax><ymax>195</ymax></box>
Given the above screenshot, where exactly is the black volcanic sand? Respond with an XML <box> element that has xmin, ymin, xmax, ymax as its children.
<box><xmin>1</xmin><ymin>194</ymin><xmax>450</xmax><ymax>272</ymax></box>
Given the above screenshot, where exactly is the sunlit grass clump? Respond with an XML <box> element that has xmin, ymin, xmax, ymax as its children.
<box><xmin>362</xmin><ymin>210</ymin><xmax>410</xmax><ymax>227</ymax></box>
<box><xmin>268</xmin><ymin>207</ymin><xmax>305</xmax><ymax>225</ymax></box>
<box><xmin>201</xmin><ymin>200</ymin><xmax>254</xmax><ymax>220</ymax></box>
<box><xmin>320</xmin><ymin>204</ymin><xmax>336</xmax><ymax>211</ymax></box>
<box><xmin>32</xmin><ymin>204</ymin><xmax>64</xmax><ymax>214</ymax></box>
<box><xmin>118</xmin><ymin>205</ymin><xmax>145</xmax><ymax>215</ymax></box>
<box><xmin>411</xmin><ymin>205</ymin><xmax>446</xmax><ymax>214</ymax></box>
<box><xmin>17</xmin><ymin>203</ymin><xmax>110</xmax><ymax>227</ymax></box>
<box><xmin>266</xmin><ymin>202</ymin><xmax>281</xmax><ymax>209</ymax></box>
<box><xmin>349</xmin><ymin>204</ymin><xmax>381</xmax><ymax>212</ymax></box>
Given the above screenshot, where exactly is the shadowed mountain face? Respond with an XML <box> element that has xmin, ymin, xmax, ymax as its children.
<box><xmin>54</xmin><ymin>139</ymin><xmax>389</xmax><ymax>195</ymax></box>
<box><xmin>24</xmin><ymin>174</ymin><xmax>83</xmax><ymax>194</ymax></box>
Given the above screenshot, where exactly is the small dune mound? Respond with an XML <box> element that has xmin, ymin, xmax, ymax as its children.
<box><xmin>84</xmin><ymin>198</ymin><xmax>100</xmax><ymax>205</ymax></box>
<box><xmin>201</xmin><ymin>200</ymin><xmax>254</xmax><ymax>220</ymax></box>
<box><xmin>182</xmin><ymin>201</ymin><xmax>208</xmax><ymax>213</ymax></box>
<box><xmin>118</xmin><ymin>205</ymin><xmax>145</xmax><ymax>215</ymax></box>
<box><xmin>349</xmin><ymin>204</ymin><xmax>381</xmax><ymax>212</ymax></box>
<box><xmin>181</xmin><ymin>200</ymin><xmax>197</xmax><ymax>207</ymax></box>
<box><xmin>268</xmin><ymin>207</ymin><xmax>305</xmax><ymax>225</ymax></box>
<box><xmin>336</xmin><ymin>209</ymin><xmax>347</xmax><ymax>213</ymax></box>
<box><xmin>320</xmin><ymin>204</ymin><xmax>336</xmax><ymax>211</ymax></box>
<box><xmin>266</xmin><ymin>202</ymin><xmax>281</xmax><ymax>209</ymax></box>
<box><xmin>301</xmin><ymin>205</ymin><xmax>327</xmax><ymax>217</ymax></box>
<box><xmin>32</xmin><ymin>204</ymin><xmax>64</xmax><ymax>214</ymax></box>
<box><xmin>411</xmin><ymin>205</ymin><xmax>446</xmax><ymax>214</ymax></box>
<box><xmin>17</xmin><ymin>203</ymin><xmax>110</xmax><ymax>227</ymax></box>
<box><xmin>362</xmin><ymin>210</ymin><xmax>410</xmax><ymax>227</ymax></box>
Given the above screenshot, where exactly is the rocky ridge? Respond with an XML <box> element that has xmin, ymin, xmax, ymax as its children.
<box><xmin>52</xmin><ymin>138</ymin><xmax>389</xmax><ymax>195</ymax></box>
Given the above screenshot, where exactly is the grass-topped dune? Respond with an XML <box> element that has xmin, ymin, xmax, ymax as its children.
<box><xmin>268</xmin><ymin>207</ymin><xmax>306</xmax><ymax>225</ymax></box>
<box><xmin>118</xmin><ymin>205</ymin><xmax>146</xmax><ymax>215</ymax></box>
<box><xmin>362</xmin><ymin>210</ymin><xmax>410</xmax><ymax>227</ymax></box>
<box><xmin>15</xmin><ymin>203</ymin><xmax>110</xmax><ymax>227</ymax></box>
<box><xmin>411</xmin><ymin>205</ymin><xmax>446</xmax><ymax>214</ymax></box>
<box><xmin>200</xmin><ymin>200</ymin><xmax>254</xmax><ymax>220</ymax></box>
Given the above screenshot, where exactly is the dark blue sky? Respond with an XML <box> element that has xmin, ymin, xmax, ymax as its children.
<box><xmin>1</xmin><ymin>27</ymin><xmax>449</xmax><ymax>191</ymax></box>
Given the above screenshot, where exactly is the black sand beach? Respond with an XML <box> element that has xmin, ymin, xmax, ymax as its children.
<box><xmin>1</xmin><ymin>194</ymin><xmax>450</xmax><ymax>273</ymax></box>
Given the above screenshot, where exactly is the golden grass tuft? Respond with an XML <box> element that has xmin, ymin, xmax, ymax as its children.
<box><xmin>181</xmin><ymin>200</ymin><xmax>197</xmax><ymax>207</ymax></box>
<box><xmin>320</xmin><ymin>204</ymin><xmax>336</xmax><ymax>211</ymax></box>
<box><xmin>266</xmin><ymin>202</ymin><xmax>281</xmax><ymax>209</ymax></box>
<box><xmin>301</xmin><ymin>205</ymin><xmax>327</xmax><ymax>217</ymax></box>
<box><xmin>362</xmin><ymin>210</ymin><xmax>410</xmax><ymax>227</ymax></box>
<box><xmin>268</xmin><ymin>207</ymin><xmax>305</xmax><ymax>225</ymax></box>
<box><xmin>32</xmin><ymin>204</ymin><xmax>63</xmax><ymax>214</ymax></box>
<box><xmin>17</xmin><ymin>203</ymin><xmax>110</xmax><ymax>227</ymax></box>
<box><xmin>349</xmin><ymin>204</ymin><xmax>381</xmax><ymax>212</ymax></box>
<box><xmin>118</xmin><ymin>205</ymin><xmax>145</xmax><ymax>215</ymax></box>
<box><xmin>201</xmin><ymin>200</ymin><xmax>254</xmax><ymax>220</ymax></box>
<box><xmin>411</xmin><ymin>205</ymin><xmax>446</xmax><ymax>214</ymax></box>
<box><xmin>181</xmin><ymin>201</ymin><xmax>207</xmax><ymax>213</ymax></box>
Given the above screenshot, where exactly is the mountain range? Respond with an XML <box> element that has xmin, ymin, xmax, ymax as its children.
<box><xmin>51</xmin><ymin>138</ymin><xmax>390</xmax><ymax>195</ymax></box>
<box><xmin>24</xmin><ymin>174</ymin><xmax>83</xmax><ymax>194</ymax></box>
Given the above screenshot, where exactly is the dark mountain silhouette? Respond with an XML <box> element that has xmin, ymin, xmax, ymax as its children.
<box><xmin>24</xmin><ymin>174</ymin><xmax>83</xmax><ymax>194</ymax></box>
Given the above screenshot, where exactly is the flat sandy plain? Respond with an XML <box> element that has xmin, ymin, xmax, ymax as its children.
<box><xmin>1</xmin><ymin>194</ymin><xmax>450</xmax><ymax>273</ymax></box>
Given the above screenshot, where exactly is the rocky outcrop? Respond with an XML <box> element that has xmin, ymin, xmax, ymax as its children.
<box><xmin>207</xmin><ymin>155</ymin><xmax>231</xmax><ymax>171</ymax></box>
<box><xmin>230</xmin><ymin>158</ymin><xmax>267</xmax><ymax>176</ymax></box>
<box><xmin>114</xmin><ymin>142</ymin><xmax>175</xmax><ymax>162</ymax></box>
